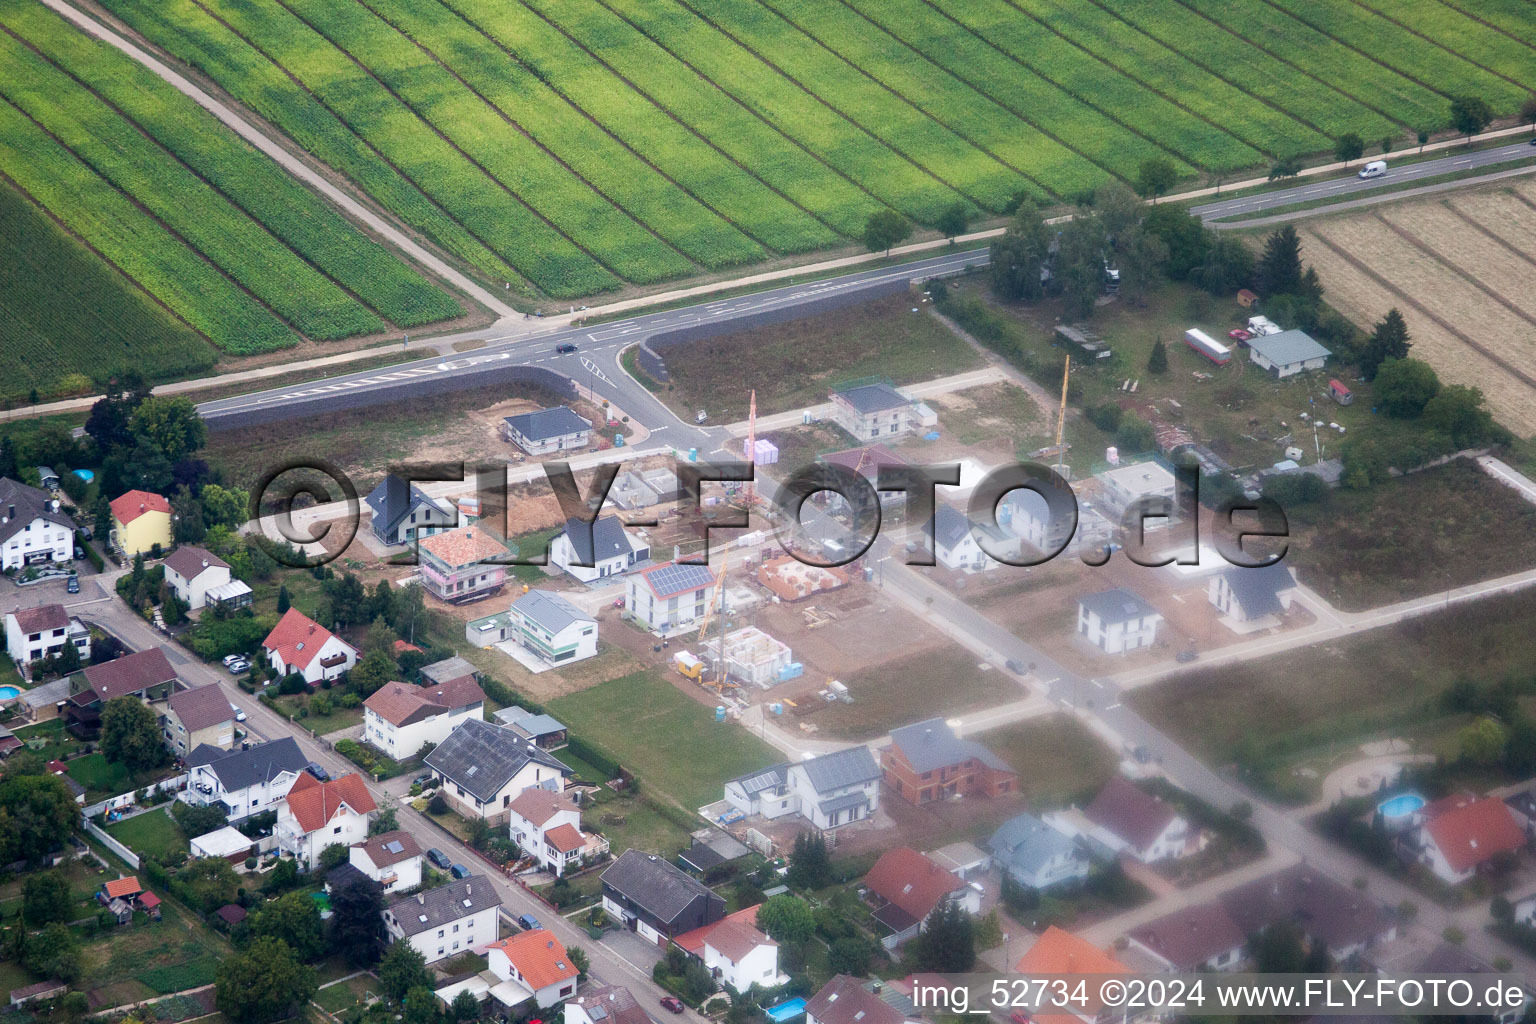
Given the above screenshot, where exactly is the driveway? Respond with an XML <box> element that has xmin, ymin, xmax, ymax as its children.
<box><xmin>599</xmin><ymin>926</ymin><xmax>667</xmax><ymax>975</ymax></box>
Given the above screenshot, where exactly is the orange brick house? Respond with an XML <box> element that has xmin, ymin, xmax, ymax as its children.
<box><xmin>882</xmin><ymin>717</ymin><xmax>1016</xmax><ymax>806</ymax></box>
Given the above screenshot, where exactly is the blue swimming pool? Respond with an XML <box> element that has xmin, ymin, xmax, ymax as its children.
<box><xmin>73</xmin><ymin>469</ymin><xmax>94</xmax><ymax>483</ymax></box>
<box><xmin>0</xmin><ymin>686</ymin><xmax>21</xmax><ymax>700</ymax></box>
<box><xmin>1378</xmin><ymin>792</ymin><xmax>1425</xmax><ymax>819</ymax></box>
<box><xmin>765</xmin><ymin>999</ymin><xmax>807</xmax><ymax>1022</ymax></box>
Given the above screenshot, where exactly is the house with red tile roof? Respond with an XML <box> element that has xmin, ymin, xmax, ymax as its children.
<box><xmin>1415</xmin><ymin>793</ymin><xmax>1525</xmax><ymax>885</ymax></box>
<box><xmin>1077</xmin><ymin>777</ymin><xmax>1194</xmax><ymax>864</ymax></box>
<box><xmin>362</xmin><ymin>677</ymin><xmax>484</xmax><ymax>760</ymax></box>
<box><xmin>108</xmin><ymin>490</ymin><xmax>171</xmax><ymax>557</ymax></box>
<box><xmin>1126</xmin><ymin>902</ymin><xmax>1246</xmax><ymax>972</ymax></box>
<box><xmin>806</xmin><ymin>975</ymin><xmax>909</xmax><ymax>1024</ymax></box>
<box><xmin>672</xmin><ymin>905</ymin><xmax>783</xmax><ymax>994</ymax></box>
<box><xmin>1015</xmin><ymin>927</ymin><xmax>1131</xmax><ymax>1024</ymax></box>
<box><xmin>564</xmin><ymin>986</ymin><xmax>651</xmax><ymax>1024</ymax></box>
<box><xmin>863</xmin><ymin>847</ymin><xmax>979</xmax><ymax>950</ymax></box>
<box><xmin>417</xmin><ymin>525</ymin><xmax>510</xmax><ymax>604</ymax></box>
<box><xmin>349</xmin><ymin>830</ymin><xmax>422</xmax><ymax>893</ymax></box>
<box><xmin>485</xmin><ymin>930</ymin><xmax>579</xmax><ymax>1008</ymax></box>
<box><xmin>275</xmin><ymin>771</ymin><xmax>376</xmax><ymax>870</ymax></box>
<box><xmin>5</xmin><ymin>603</ymin><xmax>89</xmax><ymax>669</ymax></box>
<box><xmin>261</xmin><ymin>608</ymin><xmax>358</xmax><ymax>685</ymax></box>
<box><xmin>506</xmin><ymin>788</ymin><xmax>606</xmax><ymax>877</ymax></box>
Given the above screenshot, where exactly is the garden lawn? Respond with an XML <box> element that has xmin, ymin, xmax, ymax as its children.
<box><xmin>812</xmin><ymin>646</ymin><xmax>1017</xmax><ymax>741</ymax></box>
<box><xmin>979</xmin><ymin>714</ymin><xmax>1117</xmax><ymax>808</ymax></box>
<box><xmin>67</xmin><ymin>753</ymin><xmax>132</xmax><ymax>798</ymax></box>
<box><xmin>106</xmin><ymin>809</ymin><xmax>189</xmax><ymax>861</ymax></box>
<box><xmin>549</xmin><ymin>671</ymin><xmax>780</xmax><ymax>812</ymax></box>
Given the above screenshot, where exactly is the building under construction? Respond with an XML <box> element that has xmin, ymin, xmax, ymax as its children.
<box><xmin>703</xmin><ymin>626</ymin><xmax>801</xmax><ymax>689</ymax></box>
<box><xmin>758</xmin><ymin>556</ymin><xmax>850</xmax><ymax>602</ymax></box>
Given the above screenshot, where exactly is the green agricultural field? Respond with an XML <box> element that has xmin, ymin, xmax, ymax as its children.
<box><xmin>0</xmin><ymin>183</ymin><xmax>215</xmax><ymax>404</ymax></box>
<box><xmin>57</xmin><ymin>0</ymin><xmax>1536</xmax><ymax>304</ymax></box>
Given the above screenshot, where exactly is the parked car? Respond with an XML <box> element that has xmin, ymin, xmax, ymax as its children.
<box><xmin>73</xmin><ymin>545</ymin><xmax>86</xmax><ymax>560</ymax></box>
<box><xmin>222</xmin><ymin>654</ymin><xmax>245</xmax><ymax>667</ymax></box>
<box><xmin>516</xmin><ymin>914</ymin><xmax>541</xmax><ymax>931</ymax></box>
<box><xmin>660</xmin><ymin>998</ymin><xmax>685</xmax><ymax>1015</ymax></box>
<box><xmin>427</xmin><ymin>848</ymin><xmax>452</xmax><ymax>870</ymax></box>
<box><xmin>226</xmin><ymin>659</ymin><xmax>249</xmax><ymax>674</ymax></box>
<box><xmin>66</xmin><ymin>576</ymin><xmax>80</xmax><ymax>594</ymax></box>
<box><xmin>79</xmin><ymin>526</ymin><xmax>92</xmax><ymax>540</ymax></box>
<box><xmin>304</xmin><ymin>763</ymin><xmax>331</xmax><ymax>782</ymax></box>
<box><xmin>1226</xmin><ymin>328</ymin><xmax>1252</xmax><ymax>341</ymax></box>
<box><xmin>1175</xmin><ymin>649</ymin><xmax>1199</xmax><ymax>663</ymax></box>
<box><xmin>412</xmin><ymin>773</ymin><xmax>436</xmax><ymax>790</ymax></box>
<box><xmin>554</xmin><ymin>343</ymin><xmax>577</xmax><ymax>354</ymax></box>
<box><xmin>450</xmin><ymin>863</ymin><xmax>471</xmax><ymax>879</ymax></box>
<box><xmin>230</xmin><ymin>704</ymin><xmax>247</xmax><ymax>723</ymax></box>
<box><xmin>1005</xmin><ymin>658</ymin><xmax>1027</xmax><ymax>675</ymax></box>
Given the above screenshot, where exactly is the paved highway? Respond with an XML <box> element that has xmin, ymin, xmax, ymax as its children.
<box><xmin>1191</xmin><ymin>139</ymin><xmax>1536</xmax><ymax>221</ymax></box>
<box><xmin>196</xmin><ymin>248</ymin><xmax>988</xmax><ymax>439</ymax></box>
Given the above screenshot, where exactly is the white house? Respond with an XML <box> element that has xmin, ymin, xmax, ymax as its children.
<box><xmin>362</xmin><ymin>677</ymin><xmax>485</xmax><ymax>761</ymax></box>
<box><xmin>423</xmin><ymin>719</ymin><xmax>572</xmax><ymax>825</ymax></box>
<box><xmin>989</xmin><ymin>813</ymin><xmax>1092</xmax><ymax>892</ymax></box>
<box><xmin>864</xmin><ymin>847</ymin><xmax>980</xmax><ymax>950</ymax></box>
<box><xmin>1248</xmin><ymin>329</ymin><xmax>1330</xmax><ymax>378</ymax></box>
<box><xmin>162</xmin><ymin>546</ymin><xmax>251</xmax><ymax>611</ymax></box>
<box><xmin>485</xmin><ymin>930</ymin><xmax>579</xmax><ymax>1008</ymax></box>
<box><xmin>1095</xmin><ymin>461</ymin><xmax>1176</xmax><ymax>522</ymax></box>
<box><xmin>931</xmin><ymin>502</ymin><xmax>1021</xmax><ymax>573</ymax></box>
<box><xmin>183</xmin><ymin>737</ymin><xmax>308</xmax><ymax>821</ymax></box>
<box><xmin>503</xmin><ymin>407</ymin><xmax>593</xmax><ymax>456</ymax></box>
<box><xmin>1076</xmin><ymin>588</ymin><xmax>1161</xmax><ymax>654</ymax></box>
<box><xmin>1076</xmin><ymin>777</ymin><xmax>1192</xmax><ymax>864</ymax></box>
<box><xmin>1002</xmin><ymin>487</ymin><xmax>1078</xmax><ymax>556</ymax></box>
<box><xmin>624</xmin><ymin>561</ymin><xmax>716</xmax><ymax>635</ymax></box>
<box><xmin>261</xmin><ymin>608</ymin><xmax>358</xmax><ymax>685</ymax></box>
<box><xmin>829</xmin><ymin>383</ymin><xmax>915</xmax><ymax>441</ymax></box>
<box><xmin>1208</xmin><ymin>562</ymin><xmax>1297</xmax><ymax>627</ymax></box>
<box><xmin>1127</xmin><ymin>903</ymin><xmax>1247</xmax><ymax>973</ymax></box>
<box><xmin>275</xmin><ymin>771</ymin><xmax>376</xmax><ymax>871</ymax></box>
<box><xmin>1413</xmin><ymin>794</ymin><xmax>1525</xmax><ymax>886</ymax></box>
<box><xmin>507</xmin><ymin>590</ymin><xmax>598</xmax><ymax>667</ymax></box>
<box><xmin>550</xmin><ymin>516</ymin><xmax>648</xmax><ymax>584</ymax></box>
<box><xmin>365</xmin><ymin>475</ymin><xmax>456</xmax><ymax>547</ymax></box>
<box><xmin>5</xmin><ymin>604</ymin><xmax>89</xmax><ymax>668</ymax></box>
<box><xmin>384</xmin><ymin>875</ymin><xmax>501</xmax><ymax>964</ymax></box>
<box><xmin>0</xmin><ymin>478</ymin><xmax>74</xmax><ymax>572</ymax></box>
<box><xmin>702</xmin><ymin>917</ymin><xmax>783</xmax><ymax>994</ymax></box>
<box><xmin>506</xmin><ymin>788</ymin><xmax>606</xmax><ymax>877</ymax></box>
<box><xmin>723</xmin><ymin>745</ymin><xmax>881</xmax><ymax>831</ymax></box>
<box><xmin>349</xmin><ymin>830</ymin><xmax>423</xmax><ymax>894</ymax></box>
<box><xmin>565</xmin><ymin>987</ymin><xmax>650</xmax><ymax>1024</ymax></box>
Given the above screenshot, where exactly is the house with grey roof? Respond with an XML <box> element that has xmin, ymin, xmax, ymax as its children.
<box><xmin>723</xmin><ymin>745</ymin><xmax>881</xmax><ymax>831</ymax></box>
<box><xmin>624</xmin><ymin>561</ymin><xmax>716</xmax><ymax>635</ymax></box>
<box><xmin>931</xmin><ymin>502</ymin><xmax>1021</xmax><ymax>573</ymax></box>
<box><xmin>1076</xmin><ymin>588</ymin><xmax>1162</xmax><ymax>654</ymax></box>
<box><xmin>829</xmin><ymin>383</ymin><xmax>916</xmax><ymax>441</ymax></box>
<box><xmin>550</xmin><ymin>515</ymin><xmax>649</xmax><ymax>584</ymax></box>
<box><xmin>503</xmin><ymin>406</ymin><xmax>592</xmax><ymax>455</ymax></box>
<box><xmin>0</xmin><ymin>477</ymin><xmax>73</xmax><ymax>572</ymax></box>
<box><xmin>882</xmin><ymin>717</ymin><xmax>1016</xmax><ymax>806</ymax></box>
<box><xmin>600</xmin><ymin>849</ymin><xmax>725</xmax><ymax>946</ymax></box>
<box><xmin>383</xmin><ymin>874</ymin><xmax>501</xmax><ymax>963</ymax></box>
<box><xmin>365</xmin><ymin>475</ymin><xmax>455</xmax><ymax>547</ymax></box>
<box><xmin>183</xmin><ymin>737</ymin><xmax>308</xmax><ymax>821</ymax></box>
<box><xmin>506</xmin><ymin>590</ymin><xmax>597</xmax><ymax>667</ymax></box>
<box><xmin>493</xmin><ymin>706</ymin><xmax>568</xmax><ymax>749</ymax></box>
<box><xmin>989</xmin><ymin>812</ymin><xmax>1092</xmax><ymax>891</ymax></box>
<box><xmin>1247</xmin><ymin>329</ymin><xmax>1330</xmax><ymax>378</ymax></box>
<box><xmin>424</xmin><ymin>718</ymin><xmax>571</xmax><ymax>825</ymax></box>
<box><xmin>1208</xmin><ymin>562</ymin><xmax>1297</xmax><ymax>628</ymax></box>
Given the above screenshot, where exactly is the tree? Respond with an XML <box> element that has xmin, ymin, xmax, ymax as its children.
<box><xmin>369</xmin><ymin>808</ymin><xmax>399</xmax><ymax>836</ymax></box>
<box><xmin>911</xmin><ymin>902</ymin><xmax>974</xmax><ymax>972</ymax></box>
<box><xmin>785</xmin><ymin>831</ymin><xmax>831</xmax><ymax>890</ymax></box>
<box><xmin>1459</xmin><ymin>718</ymin><xmax>1507</xmax><ymax>766</ymax></box>
<box><xmin>319</xmin><ymin>842</ymin><xmax>350</xmax><ymax>872</ymax></box>
<box><xmin>172</xmin><ymin>486</ymin><xmax>206</xmax><ymax>544</ymax></box>
<box><xmin>330</xmin><ymin>874</ymin><xmax>387</xmax><ymax>967</ymax></box>
<box><xmin>935</xmin><ymin>202</ymin><xmax>971</xmax><ymax>242</ymax></box>
<box><xmin>1360</xmin><ymin>307</ymin><xmax>1411</xmax><ymax>380</ymax></box>
<box><xmin>1116</xmin><ymin>227</ymin><xmax>1167</xmax><ymax>308</ymax></box>
<box><xmin>1268</xmin><ymin>155</ymin><xmax>1303</xmax><ymax>181</ymax></box>
<box><xmin>252</xmin><ymin>891</ymin><xmax>326</xmax><ymax>963</ymax></box>
<box><xmin>1256</xmin><ymin>226</ymin><xmax>1304</xmax><ymax>298</ymax></box>
<box><xmin>756</xmin><ymin>895</ymin><xmax>815</xmax><ymax>945</ymax></box>
<box><xmin>23</xmin><ymin>871</ymin><xmax>72</xmax><ymax>926</ymax></box>
<box><xmin>0</xmin><ymin>772</ymin><xmax>79</xmax><ymax>865</ymax></box>
<box><xmin>175</xmin><ymin>857</ymin><xmax>241</xmax><ymax>915</ymax></box>
<box><xmin>1423</xmin><ymin>385</ymin><xmax>1502</xmax><ymax>448</ymax></box>
<box><xmin>379</xmin><ymin>941</ymin><xmax>434</xmax><ymax>1002</ymax></box>
<box><xmin>216</xmin><ymin>937</ymin><xmax>318</xmax><ymax>1024</ymax></box>
<box><xmin>828</xmin><ymin>936</ymin><xmax>873</xmax><ymax>976</ymax></box>
<box><xmin>276</xmin><ymin>585</ymin><xmax>291</xmax><ymax>615</ymax></box>
<box><xmin>1333</xmin><ymin>132</ymin><xmax>1364</xmax><ymax>166</ymax></box>
<box><xmin>989</xmin><ymin>205</ymin><xmax>1052</xmax><ymax>301</ymax></box>
<box><xmin>349</xmin><ymin>650</ymin><xmax>393</xmax><ymax>696</ymax></box>
<box><xmin>1133</xmin><ymin>157</ymin><xmax>1178</xmax><ymax>199</ymax></box>
<box><xmin>1147</xmin><ymin>339</ymin><xmax>1168</xmax><ymax>375</ymax></box>
<box><xmin>101</xmin><ymin>697</ymin><xmax>166</xmax><ymax>773</ymax></box>
<box><xmin>1092</xmin><ymin>182</ymin><xmax>1142</xmax><ymax>246</ymax></box>
<box><xmin>1115</xmin><ymin>415</ymin><xmax>1155</xmax><ymax>454</ymax></box>
<box><xmin>1416</xmin><ymin>128</ymin><xmax>1430</xmax><ymax>152</ymax></box>
<box><xmin>862</xmin><ymin>209</ymin><xmax>910</xmax><ymax>254</ymax></box>
<box><xmin>450</xmin><ymin>990</ymin><xmax>481</xmax><ymax>1023</ymax></box>
<box><xmin>1380</xmin><ymin>136</ymin><xmax>1393</xmax><ymax>154</ymax></box>
<box><xmin>24</xmin><ymin>923</ymin><xmax>81</xmax><ymax>983</ymax></box>
<box><xmin>0</xmin><ymin>436</ymin><xmax>18</xmax><ymax>481</ymax></box>
<box><xmin>1140</xmin><ymin>205</ymin><xmax>1208</xmax><ymax>281</ymax></box>
<box><xmin>568</xmin><ymin>946</ymin><xmax>590</xmax><ymax>982</ymax></box>
<box><xmin>200</xmin><ymin>484</ymin><xmax>249</xmax><ymax>531</ymax></box>
<box><xmin>1374</xmin><ymin>358</ymin><xmax>1441</xmax><ymax>418</ymax></box>
<box><xmin>1449</xmin><ymin>95</ymin><xmax>1493</xmax><ymax>142</ymax></box>
<box><xmin>403</xmin><ymin>987</ymin><xmax>439</xmax><ymax>1024</ymax></box>
<box><xmin>129</xmin><ymin>396</ymin><xmax>207</xmax><ymax>463</ymax></box>
<box><xmin>1055</xmin><ymin>213</ymin><xmax>1108</xmax><ymax>320</ymax></box>
<box><xmin>1249</xmin><ymin>919</ymin><xmax>1308</xmax><ymax>974</ymax></box>
<box><xmin>1191</xmin><ymin>234</ymin><xmax>1254</xmax><ymax>297</ymax></box>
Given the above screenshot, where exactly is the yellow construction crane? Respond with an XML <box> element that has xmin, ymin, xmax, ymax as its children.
<box><xmin>1055</xmin><ymin>354</ymin><xmax>1070</xmax><ymax>474</ymax></box>
<box><xmin>695</xmin><ymin>552</ymin><xmax>738</xmax><ymax>694</ymax></box>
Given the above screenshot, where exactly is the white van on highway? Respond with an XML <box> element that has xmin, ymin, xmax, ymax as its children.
<box><xmin>1358</xmin><ymin>160</ymin><xmax>1387</xmax><ymax>179</ymax></box>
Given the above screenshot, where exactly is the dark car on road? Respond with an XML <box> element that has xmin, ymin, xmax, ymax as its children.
<box><xmin>660</xmin><ymin>998</ymin><xmax>685</xmax><ymax>1015</ymax></box>
<box><xmin>66</xmin><ymin>576</ymin><xmax>80</xmax><ymax>594</ymax></box>
<box><xmin>450</xmin><ymin>863</ymin><xmax>471</xmax><ymax>879</ymax></box>
<box><xmin>517</xmin><ymin>914</ymin><xmax>541</xmax><ymax>931</ymax></box>
<box><xmin>427</xmin><ymin>848</ymin><xmax>452</xmax><ymax>870</ymax></box>
<box><xmin>304</xmin><ymin>763</ymin><xmax>331</xmax><ymax>782</ymax></box>
<box><xmin>554</xmin><ymin>343</ymin><xmax>577</xmax><ymax>354</ymax></box>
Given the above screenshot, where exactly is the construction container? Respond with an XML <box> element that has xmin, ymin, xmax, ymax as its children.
<box><xmin>673</xmin><ymin>650</ymin><xmax>705</xmax><ymax>680</ymax></box>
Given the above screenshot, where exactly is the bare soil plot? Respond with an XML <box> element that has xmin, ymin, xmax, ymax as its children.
<box><xmin>1301</xmin><ymin>224</ymin><xmax>1536</xmax><ymax>436</ymax></box>
<box><xmin>1377</xmin><ymin>204</ymin><xmax>1536</xmax><ymax>322</ymax></box>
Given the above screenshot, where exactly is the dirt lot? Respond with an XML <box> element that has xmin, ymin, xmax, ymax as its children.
<box><xmin>1300</xmin><ymin>181</ymin><xmax>1536</xmax><ymax>437</ymax></box>
<box><xmin>652</xmin><ymin>292</ymin><xmax>982</xmax><ymax>423</ymax></box>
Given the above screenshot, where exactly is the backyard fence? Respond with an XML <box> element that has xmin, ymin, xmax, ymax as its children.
<box><xmin>84</xmin><ymin>819</ymin><xmax>140</xmax><ymax>869</ymax></box>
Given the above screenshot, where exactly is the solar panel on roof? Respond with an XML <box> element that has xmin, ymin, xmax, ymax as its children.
<box><xmin>645</xmin><ymin>563</ymin><xmax>713</xmax><ymax>596</ymax></box>
<box><xmin>384</xmin><ymin>841</ymin><xmax>404</xmax><ymax>854</ymax></box>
